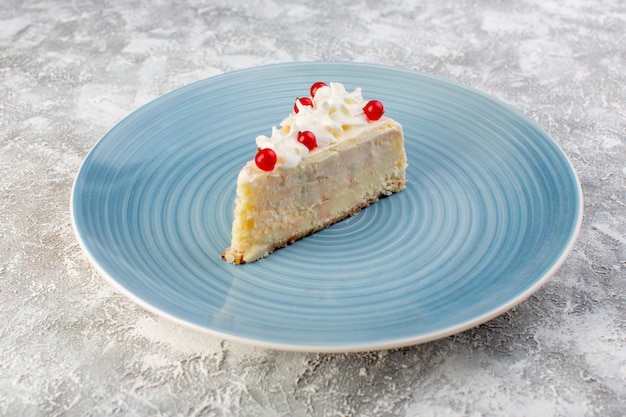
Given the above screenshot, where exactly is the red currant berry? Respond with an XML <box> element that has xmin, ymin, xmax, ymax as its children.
<box><xmin>297</xmin><ymin>131</ymin><xmax>317</xmax><ymax>151</ymax></box>
<box><xmin>310</xmin><ymin>82</ymin><xmax>327</xmax><ymax>98</ymax></box>
<box><xmin>294</xmin><ymin>97</ymin><xmax>313</xmax><ymax>113</ymax></box>
<box><xmin>255</xmin><ymin>148</ymin><xmax>277</xmax><ymax>171</ymax></box>
<box><xmin>363</xmin><ymin>100</ymin><xmax>385</xmax><ymax>121</ymax></box>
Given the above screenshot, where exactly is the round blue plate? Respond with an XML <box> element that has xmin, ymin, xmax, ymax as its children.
<box><xmin>71</xmin><ymin>62</ymin><xmax>582</xmax><ymax>352</ymax></box>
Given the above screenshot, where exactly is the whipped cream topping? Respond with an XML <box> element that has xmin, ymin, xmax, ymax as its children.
<box><xmin>255</xmin><ymin>82</ymin><xmax>371</xmax><ymax>170</ymax></box>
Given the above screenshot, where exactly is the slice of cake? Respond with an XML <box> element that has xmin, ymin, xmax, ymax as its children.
<box><xmin>222</xmin><ymin>82</ymin><xmax>407</xmax><ymax>264</ymax></box>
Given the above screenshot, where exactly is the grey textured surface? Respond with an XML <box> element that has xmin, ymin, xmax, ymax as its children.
<box><xmin>1</xmin><ymin>0</ymin><xmax>625</xmax><ymax>416</ymax></box>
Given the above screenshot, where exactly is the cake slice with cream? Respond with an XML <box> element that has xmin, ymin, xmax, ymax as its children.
<box><xmin>222</xmin><ymin>82</ymin><xmax>407</xmax><ymax>264</ymax></box>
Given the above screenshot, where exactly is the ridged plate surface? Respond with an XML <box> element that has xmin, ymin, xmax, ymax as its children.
<box><xmin>71</xmin><ymin>62</ymin><xmax>582</xmax><ymax>352</ymax></box>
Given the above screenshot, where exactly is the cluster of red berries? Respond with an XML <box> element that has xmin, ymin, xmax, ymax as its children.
<box><xmin>255</xmin><ymin>82</ymin><xmax>385</xmax><ymax>171</ymax></box>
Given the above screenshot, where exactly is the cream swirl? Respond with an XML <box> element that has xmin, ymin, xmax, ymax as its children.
<box><xmin>255</xmin><ymin>82</ymin><xmax>370</xmax><ymax>170</ymax></box>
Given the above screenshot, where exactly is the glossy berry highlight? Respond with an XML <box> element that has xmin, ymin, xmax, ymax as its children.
<box><xmin>297</xmin><ymin>131</ymin><xmax>317</xmax><ymax>151</ymax></box>
<box><xmin>294</xmin><ymin>97</ymin><xmax>313</xmax><ymax>114</ymax></box>
<box><xmin>255</xmin><ymin>148</ymin><xmax>277</xmax><ymax>171</ymax></box>
<box><xmin>310</xmin><ymin>82</ymin><xmax>327</xmax><ymax>98</ymax></box>
<box><xmin>363</xmin><ymin>100</ymin><xmax>384</xmax><ymax>121</ymax></box>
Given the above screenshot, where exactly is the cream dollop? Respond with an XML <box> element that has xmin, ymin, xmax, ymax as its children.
<box><xmin>255</xmin><ymin>82</ymin><xmax>370</xmax><ymax>170</ymax></box>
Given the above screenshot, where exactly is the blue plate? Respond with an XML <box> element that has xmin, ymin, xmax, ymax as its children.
<box><xmin>71</xmin><ymin>62</ymin><xmax>582</xmax><ymax>352</ymax></box>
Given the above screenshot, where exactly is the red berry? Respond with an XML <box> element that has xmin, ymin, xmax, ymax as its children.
<box><xmin>255</xmin><ymin>148</ymin><xmax>277</xmax><ymax>171</ymax></box>
<box><xmin>297</xmin><ymin>131</ymin><xmax>317</xmax><ymax>151</ymax></box>
<box><xmin>310</xmin><ymin>82</ymin><xmax>327</xmax><ymax>98</ymax></box>
<box><xmin>363</xmin><ymin>100</ymin><xmax>384</xmax><ymax>121</ymax></box>
<box><xmin>294</xmin><ymin>97</ymin><xmax>313</xmax><ymax>113</ymax></box>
